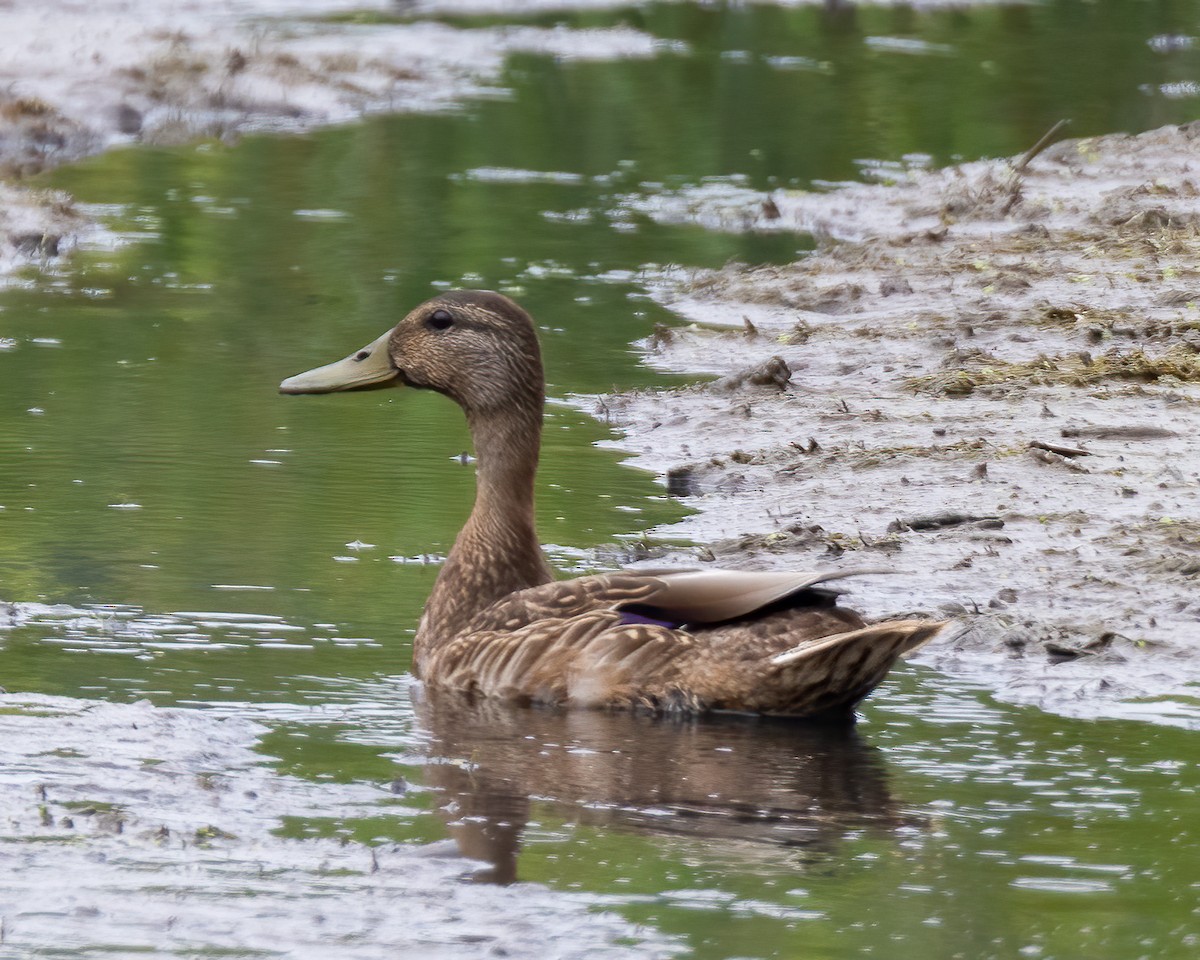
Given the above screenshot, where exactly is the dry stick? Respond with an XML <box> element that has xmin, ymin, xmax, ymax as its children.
<box><xmin>1002</xmin><ymin>118</ymin><xmax>1072</xmax><ymax>215</ymax></box>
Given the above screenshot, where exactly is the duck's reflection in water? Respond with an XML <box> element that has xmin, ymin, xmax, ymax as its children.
<box><xmin>415</xmin><ymin>693</ymin><xmax>919</xmax><ymax>884</ymax></box>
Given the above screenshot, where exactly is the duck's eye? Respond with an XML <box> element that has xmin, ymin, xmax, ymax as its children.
<box><xmin>427</xmin><ymin>309</ymin><xmax>454</xmax><ymax>331</ymax></box>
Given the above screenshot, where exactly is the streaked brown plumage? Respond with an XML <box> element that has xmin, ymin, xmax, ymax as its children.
<box><xmin>281</xmin><ymin>290</ymin><xmax>944</xmax><ymax>719</ymax></box>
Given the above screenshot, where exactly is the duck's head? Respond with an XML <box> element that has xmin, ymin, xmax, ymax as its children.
<box><xmin>279</xmin><ymin>290</ymin><xmax>544</xmax><ymax>415</ymax></box>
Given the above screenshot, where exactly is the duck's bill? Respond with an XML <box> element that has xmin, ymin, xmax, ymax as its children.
<box><xmin>279</xmin><ymin>330</ymin><xmax>400</xmax><ymax>394</ymax></box>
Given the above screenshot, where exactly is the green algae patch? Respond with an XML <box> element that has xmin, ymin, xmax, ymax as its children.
<box><xmin>911</xmin><ymin>345</ymin><xmax>1200</xmax><ymax>397</ymax></box>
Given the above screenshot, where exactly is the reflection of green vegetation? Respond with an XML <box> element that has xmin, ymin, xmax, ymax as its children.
<box><xmin>276</xmin><ymin>810</ymin><xmax>448</xmax><ymax>846</ymax></box>
<box><xmin>260</xmin><ymin>723</ymin><xmax>412</xmax><ymax>784</ymax></box>
<box><xmin>341</xmin><ymin>0</ymin><xmax>1200</xmax><ymax>191</ymax></box>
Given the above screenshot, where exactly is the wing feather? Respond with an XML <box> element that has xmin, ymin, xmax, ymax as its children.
<box><xmin>641</xmin><ymin>568</ymin><xmax>891</xmax><ymax>624</ymax></box>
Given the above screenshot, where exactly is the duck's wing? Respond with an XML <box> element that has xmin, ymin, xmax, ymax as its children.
<box><xmin>426</xmin><ymin>610</ymin><xmax>694</xmax><ymax>709</ymax></box>
<box><xmin>465</xmin><ymin>568</ymin><xmax>883</xmax><ymax>635</ymax></box>
<box><xmin>633</xmin><ymin>568</ymin><xmax>884</xmax><ymax>624</ymax></box>
<box><xmin>433</xmin><ymin>569</ymin><xmax>943</xmax><ymax>714</ymax></box>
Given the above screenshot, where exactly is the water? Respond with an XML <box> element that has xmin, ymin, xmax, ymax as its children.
<box><xmin>2</xmin><ymin>1</ymin><xmax>1199</xmax><ymax>957</ymax></box>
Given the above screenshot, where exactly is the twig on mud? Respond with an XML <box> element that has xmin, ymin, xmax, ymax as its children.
<box><xmin>1028</xmin><ymin>439</ymin><xmax>1091</xmax><ymax>458</ymax></box>
<box><xmin>886</xmin><ymin>512</ymin><xmax>1003</xmax><ymax>533</ymax></box>
<box><xmin>1012</xmin><ymin>118</ymin><xmax>1072</xmax><ymax>176</ymax></box>
<box><xmin>788</xmin><ymin>437</ymin><xmax>820</xmax><ymax>455</ymax></box>
<box><xmin>1001</xmin><ymin>118</ymin><xmax>1071</xmax><ymax>214</ymax></box>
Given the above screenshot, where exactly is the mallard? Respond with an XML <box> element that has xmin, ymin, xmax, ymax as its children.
<box><xmin>280</xmin><ymin>290</ymin><xmax>944</xmax><ymax>718</ymax></box>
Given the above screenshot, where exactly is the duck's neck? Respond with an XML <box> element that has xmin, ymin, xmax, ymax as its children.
<box><xmin>414</xmin><ymin>399</ymin><xmax>553</xmax><ymax>668</ymax></box>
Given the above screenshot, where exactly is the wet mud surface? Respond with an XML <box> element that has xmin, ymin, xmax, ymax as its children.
<box><xmin>603</xmin><ymin>121</ymin><xmax>1200</xmax><ymax>724</ymax></box>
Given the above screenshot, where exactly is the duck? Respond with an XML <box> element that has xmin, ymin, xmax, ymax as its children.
<box><xmin>280</xmin><ymin>290</ymin><xmax>945</xmax><ymax>719</ymax></box>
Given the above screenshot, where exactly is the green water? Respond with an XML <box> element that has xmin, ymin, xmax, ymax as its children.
<box><xmin>2</xmin><ymin>1</ymin><xmax>1199</xmax><ymax>957</ymax></box>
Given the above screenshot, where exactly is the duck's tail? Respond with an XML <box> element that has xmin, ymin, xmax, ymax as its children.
<box><xmin>765</xmin><ymin>620</ymin><xmax>946</xmax><ymax>718</ymax></box>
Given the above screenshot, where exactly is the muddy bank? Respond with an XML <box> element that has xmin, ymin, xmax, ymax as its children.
<box><xmin>0</xmin><ymin>0</ymin><xmax>667</xmax><ymax>275</ymax></box>
<box><xmin>600</xmin><ymin>121</ymin><xmax>1200</xmax><ymax>725</ymax></box>
<box><xmin>0</xmin><ymin>688</ymin><xmax>676</xmax><ymax>958</ymax></box>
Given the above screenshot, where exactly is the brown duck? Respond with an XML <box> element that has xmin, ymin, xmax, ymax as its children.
<box><xmin>281</xmin><ymin>290</ymin><xmax>944</xmax><ymax>718</ymax></box>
